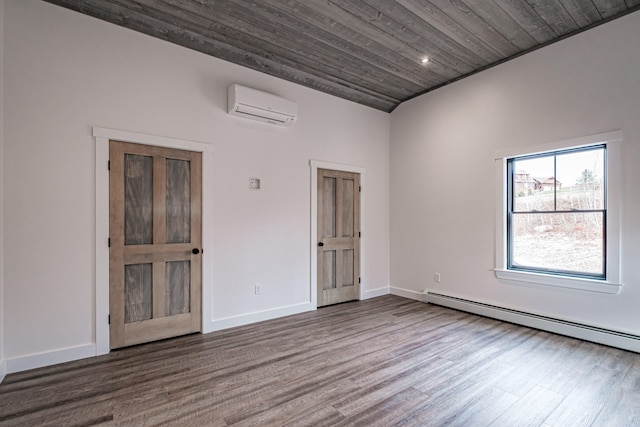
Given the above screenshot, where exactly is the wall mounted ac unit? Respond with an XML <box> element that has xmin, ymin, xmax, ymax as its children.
<box><xmin>227</xmin><ymin>84</ymin><xmax>298</xmax><ymax>127</ymax></box>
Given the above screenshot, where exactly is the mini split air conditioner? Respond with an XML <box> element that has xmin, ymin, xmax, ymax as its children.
<box><xmin>227</xmin><ymin>84</ymin><xmax>298</xmax><ymax>127</ymax></box>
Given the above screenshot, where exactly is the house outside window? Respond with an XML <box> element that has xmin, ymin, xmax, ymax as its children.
<box><xmin>495</xmin><ymin>131</ymin><xmax>623</xmax><ymax>294</ymax></box>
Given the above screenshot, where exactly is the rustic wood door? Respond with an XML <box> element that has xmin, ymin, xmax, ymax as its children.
<box><xmin>109</xmin><ymin>141</ymin><xmax>202</xmax><ymax>349</ymax></box>
<box><xmin>317</xmin><ymin>169</ymin><xmax>361</xmax><ymax>307</ymax></box>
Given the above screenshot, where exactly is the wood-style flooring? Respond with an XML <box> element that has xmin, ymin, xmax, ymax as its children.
<box><xmin>1</xmin><ymin>295</ymin><xmax>639</xmax><ymax>426</ymax></box>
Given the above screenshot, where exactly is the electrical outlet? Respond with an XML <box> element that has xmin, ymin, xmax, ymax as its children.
<box><xmin>254</xmin><ymin>284</ymin><xmax>262</xmax><ymax>295</ymax></box>
<box><xmin>434</xmin><ymin>273</ymin><xmax>441</xmax><ymax>283</ymax></box>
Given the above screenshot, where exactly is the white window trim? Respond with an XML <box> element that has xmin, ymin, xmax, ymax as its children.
<box><xmin>494</xmin><ymin>131</ymin><xmax>623</xmax><ymax>294</ymax></box>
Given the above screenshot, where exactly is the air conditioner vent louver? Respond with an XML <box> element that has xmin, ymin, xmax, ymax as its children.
<box><xmin>228</xmin><ymin>84</ymin><xmax>297</xmax><ymax>127</ymax></box>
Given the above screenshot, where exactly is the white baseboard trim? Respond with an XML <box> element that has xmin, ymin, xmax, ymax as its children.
<box><xmin>0</xmin><ymin>359</ymin><xmax>6</xmax><ymax>384</ymax></box>
<box><xmin>206</xmin><ymin>302</ymin><xmax>316</xmax><ymax>333</ymax></box>
<box><xmin>390</xmin><ymin>286</ymin><xmax>425</xmax><ymax>302</ymax></box>
<box><xmin>362</xmin><ymin>286</ymin><xmax>390</xmax><ymax>299</ymax></box>
<box><xmin>6</xmin><ymin>344</ymin><xmax>97</xmax><ymax>374</ymax></box>
<box><xmin>425</xmin><ymin>291</ymin><xmax>640</xmax><ymax>353</ymax></box>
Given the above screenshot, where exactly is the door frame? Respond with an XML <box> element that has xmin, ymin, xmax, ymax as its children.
<box><xmin>94</xmin><ymin>126</ymin><xmax>215</xmax><ymax>355</ymax></box>
<box><xmin>310</xmin><ymin>160</ymin><xmax>366</xmax><ymax>308</ymax></box>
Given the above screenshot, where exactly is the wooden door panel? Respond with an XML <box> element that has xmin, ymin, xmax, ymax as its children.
<box><xmin>166</xmin><ymin>158</ymin><xmax>191</xmax><ymax>244</ymax></box>
<box><xmin>340</xmin><ymin>178</ymin><xmax>355</xmax><ymax>237</ymax></box>
<box><xmin>123</xmin><ymin>243</ymin><xmax>193</xmax><ymax>258</ymax></box>
<box><xmin>322</xmin><ymin>176</ymin><xmax>336</xmax><ymax>238</ymax></box>
<box><xmin>124</xmin><ymin>313</ymin><xmax>193</xmax><ymax>347</ymax></box>
<box><xmin>317</xmin><ymin>169</ymin><xmax>360</xmax><ymax>307</ymax></box>
<box><xmin>124</xmin><ymin>263</ymin><xmax>153</xmax><ymax>323</ymax></box>
<box><xmin>124</xmin><ymin>154</ymin><xmax>153</xmax><ymax>245</ymax></box>
<box><xmin>166</xmin><ymin>260</ymin><xmax>190</xmax><ymax>316</ymax></box>
<box><xmin>110</xmin><ymin>140</ymin><xmax>202</xmax><ymax>349</ymax></box>
<box><xmin>341</xmin><ymin>250</ymin><xmax>354</xmax><ymax>286</ymax></box>
<box><xmin>322</xmin><ymin>250</ymin><xmax>336</xmax><ymax>290</ymax></box>
<box><xmin>152</xmin><ymin>262</ymin><xmax>166</xmax><ymax>320</ymax></box>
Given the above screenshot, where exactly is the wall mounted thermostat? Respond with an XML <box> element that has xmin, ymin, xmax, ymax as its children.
<box><xmin>249</xmin><ymin>177</ymin><xmax>261</xmax><ymax>190</ymax></box>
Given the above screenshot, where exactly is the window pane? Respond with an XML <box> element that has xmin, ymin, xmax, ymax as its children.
<box><xmin>513</xmin><ymin>156</ymin><xmax>554</xmax><ymax>212</ymax></box>
<box><xmin>511</xmin><ymin>212</ymin><xmax>604</xmax><ymax>275</ymax></box>
<box><xmin>556</xmin><ymin>148</ymin><xmax>605</xmax><ymax>211</ymax></box>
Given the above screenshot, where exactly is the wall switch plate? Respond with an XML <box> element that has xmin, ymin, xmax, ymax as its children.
<box><xmin>434</xmin><ymin>273</ymin><xmax>441</xmax><ymax>283</ymax></box>
<box><xmin>254</xmin><ymin>284</ymin><xmax>262</xmax><ymax>294</ymax></box>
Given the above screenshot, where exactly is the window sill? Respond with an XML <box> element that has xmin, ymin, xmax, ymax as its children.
<box><xmin>495</xmin><ymin>269</ymin><xmax>622</xmax><ymax>294</ymax></box>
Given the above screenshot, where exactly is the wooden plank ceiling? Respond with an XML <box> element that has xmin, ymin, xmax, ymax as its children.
<box><xmin>43</xmin><ymin>0</ymin><xmax>640</xmax><ymax>112</ymax></box>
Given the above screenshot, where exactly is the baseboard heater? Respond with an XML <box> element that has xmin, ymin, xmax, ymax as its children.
<box><xmin>425</xmin><ymin>292</ymin><xmax>640</xmax><ymax>353</ymax></box>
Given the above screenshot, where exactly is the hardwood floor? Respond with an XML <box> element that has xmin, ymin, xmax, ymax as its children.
<box><xmin>1</xmin><ymin>295</ymin><xmax>639</xmax><ymax>426</ymax></box>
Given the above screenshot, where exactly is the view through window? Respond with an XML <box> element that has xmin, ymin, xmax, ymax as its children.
<box><xmin>507</xmin><ymin>145</ymin><xmax>606</xmax><ymax>278</ymax></box>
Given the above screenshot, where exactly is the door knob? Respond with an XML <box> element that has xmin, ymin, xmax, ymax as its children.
<box><xmin>192</xmin><ymin>248</ymin><xmax>200</xmax><ymax>254</ymax></box>
<box><xmin>318</xmin><ymin>242</ymin><xmax>324</xmax><ymax>247</ymax></box>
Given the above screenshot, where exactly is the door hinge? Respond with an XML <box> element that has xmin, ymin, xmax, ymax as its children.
<box><xmin>108</xmin><ymin>160</ymin><xmax>110</xmax><ymax>171</ymax></box>
<box><xmin>358</xmin><ymin>277</ymin><xmax>361</xmax><ymax>284</ymax></box>
<box><xmin>359</xmin><ymin>185</ymin><xmax>361</xmax><ymax>192</ymax></box>
<box><xmin>108</xmin><ymin>238</ymin><xmax>111</xmax><ymax>247</ymax></box>
<box><xmin>359</xmin><ymin>231</ymin><xmax>361</xmax><ymax>238</ymax></box>
<box><xmin>108</xmin><ymin>314</ymin><xmax>111</xmax><ymax>325</ymax></box>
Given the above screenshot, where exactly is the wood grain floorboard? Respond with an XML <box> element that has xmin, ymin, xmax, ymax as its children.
<box><xmin>490</xmin><ymin>385</ymin><xmax>565</xmax><ymax>427</ymax></box>
<box><xmin>1</xmin><ymin>295</ymin><xmax>639</xmax><ymax>426</ymax></box>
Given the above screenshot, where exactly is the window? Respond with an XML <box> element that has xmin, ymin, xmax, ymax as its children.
<box><xmin>507</xmin><ymin>145</ymin><xmax>605</xmax><ymax>279</ymax></box>
<box><xmin>495</xmin><ymin>131</ymin><xmax>622</xmax><ymax>294</ymax></box>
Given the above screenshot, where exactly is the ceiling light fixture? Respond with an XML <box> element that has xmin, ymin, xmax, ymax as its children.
<box><xmin>420</xmin><ymin>57</ymin><xmax>430</xmax><ymax>65</ymax></box>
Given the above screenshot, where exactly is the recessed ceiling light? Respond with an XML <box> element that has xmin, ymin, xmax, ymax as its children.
<box><xmin>420</xmin><ymin>57</ymin><xmax>430</xmax><ymax>65</ymax></box>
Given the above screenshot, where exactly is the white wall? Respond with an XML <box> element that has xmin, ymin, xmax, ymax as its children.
<box><xmin>3</xmin><ymin>0</ymin><xmax>390</xmax><ymax>369</ymax></box>
<box><xmin>390</xmin><ymin>10</ymin><xmax>640</xmax><ymax>335</ymax></box>
<box><xmin>0</xmin><ymin>0</ymin><xmax>6</xmax><ymax>381</ymax></box>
